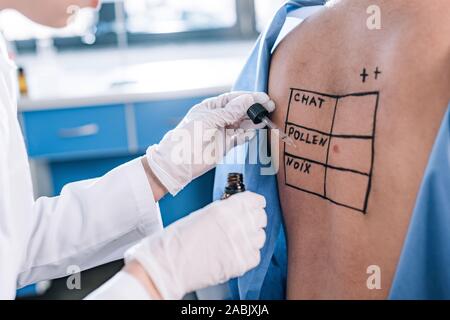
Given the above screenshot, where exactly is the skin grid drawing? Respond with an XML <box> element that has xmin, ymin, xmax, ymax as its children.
<box><xmin>283</xmin><ymin>88</ymin><xmax>380</xmax><ymax>214</ymax></box>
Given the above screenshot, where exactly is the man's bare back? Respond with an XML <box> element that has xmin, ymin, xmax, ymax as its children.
<box><xmin>269</xmin><ymin>0</ymin><xmax>450</xmax><ymax>299</ymax></box>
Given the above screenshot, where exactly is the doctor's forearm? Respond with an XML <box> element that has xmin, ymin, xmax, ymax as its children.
<box><xmin>19</xmin><ymin>158</ymin><xmax>164</xmax><ymax>287</ymax></box>
<box><xmin>141</xmin><ymin>157</ymin><xmax>168</xmax><ymax>202</ymax></box>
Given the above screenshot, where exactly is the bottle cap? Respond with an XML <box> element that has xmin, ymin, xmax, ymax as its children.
<box><xmin>247</xmin><ymin>103</ymin><xmax>269</xmax><ymax>124</ymax></box>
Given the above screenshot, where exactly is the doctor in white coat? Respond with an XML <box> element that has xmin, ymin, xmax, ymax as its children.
<box><xmin>0</xmin><ymin>0</ymin><xmax>274</xmax><ymax>299</ymax></box>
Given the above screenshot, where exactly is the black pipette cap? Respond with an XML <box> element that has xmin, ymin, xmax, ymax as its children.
<box><xmin>247</xmin><ymin>103</ymin><xmax>269</xmax><ymax>124</ymax></box>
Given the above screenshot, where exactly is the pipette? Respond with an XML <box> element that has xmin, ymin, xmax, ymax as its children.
<box><xmin>247</xmin><ymin>103</ymin><xmax>296</xmax><ymax>148</ymax></box>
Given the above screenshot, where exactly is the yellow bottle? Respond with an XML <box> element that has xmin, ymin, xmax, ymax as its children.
<box><xmin>18</xmin><ymin>67</ymin><xmax>28</xmax><ymax>97</ymax></box>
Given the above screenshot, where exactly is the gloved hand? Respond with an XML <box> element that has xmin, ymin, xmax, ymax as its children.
<box><xmin>146</xmin><ymin>92</ymin><xmax>275</xmax><ymax>195</ymax></box>
<box><xmin>124</xmin><ymin>191</ymin><xmax>267</xmax><ymax>300</ymax></box>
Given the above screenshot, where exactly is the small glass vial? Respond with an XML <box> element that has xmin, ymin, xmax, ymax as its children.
<box><xmin>18</xmin><ymin>67</ymin><xmax>28</xmax><ymax>97</ymax></box>
<box><xmin>221</xmin><ymin>173</ymin><xmax>246</xmax><ymax>200</ymax></box>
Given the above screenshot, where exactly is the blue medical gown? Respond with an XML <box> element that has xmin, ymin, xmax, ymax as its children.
<box><xmin>214</xmin><ymin>0</ymin><xmax>450</xmax><ymax>300</ymax></box>
<box><xmin>389</xmin><ymin>107</ymin><xmax>450</xmax><ymax>299</ymax></box>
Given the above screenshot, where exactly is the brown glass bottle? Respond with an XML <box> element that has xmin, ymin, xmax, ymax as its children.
<box><xmin>221</xmin><ymin>173</ymin><xmax>246</xmax><ymax>200</ymax></box>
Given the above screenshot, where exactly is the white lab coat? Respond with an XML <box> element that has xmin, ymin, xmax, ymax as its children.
<box><xmin>0</xmin><ymin>36</ymin><xmax>163</xmax><ymax>299</ymax></box>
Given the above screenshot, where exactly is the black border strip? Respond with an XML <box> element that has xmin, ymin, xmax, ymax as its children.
<box><xmin>323</xmin><ymin>97</ymin><xmax>339</xmax><ymax>197</ymax></box>
<box><xmin>363</xmin><ymin>92</ymin><xmax>380</xmax><ymax>212</ymax></box>
<box><xmin>285</xmin><ymin>183</ymin><xmax>365</xmax><ymax>213</ymax></box>
<box><xmin>290</xmin><ymin>87</ymin><xmax>380</xmax><ymax>99</ymax></box>
<box><xmin>286</xmin><ymin>122</ymin><xmax>373</xmax><ymax>140</ymax></box>
<box><xmin>285</xmin><ymin>152</ymin><xmax>370</xmax><ymax>177</ymax></box>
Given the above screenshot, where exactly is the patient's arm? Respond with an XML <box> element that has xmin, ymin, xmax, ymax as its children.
<box><xmin>268</xmin><ymin>0</ymin><xmax>450</xmax><ymax>299</ymax></box>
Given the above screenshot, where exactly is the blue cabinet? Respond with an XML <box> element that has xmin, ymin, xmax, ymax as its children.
<box><xmin>134</xmin><ymin>96</ymin><xmax>207</xmax><ymax>148</ymax></box>
<box><xmin>22</xmin><ymin>104</ymin><xmax>129</xmax><ymax>160</ymax></box>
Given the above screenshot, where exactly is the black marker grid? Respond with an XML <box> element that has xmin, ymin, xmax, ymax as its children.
<box><xmin>283</xmin><ymin>88</ymin><xmax>380</xmax><ymax>214</ymax></box>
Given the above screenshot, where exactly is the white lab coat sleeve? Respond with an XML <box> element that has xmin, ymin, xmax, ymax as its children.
<box><xmin>16</xmin><ymin>157</ymin><xmax>163</xmax><ymax>288</ymax></box>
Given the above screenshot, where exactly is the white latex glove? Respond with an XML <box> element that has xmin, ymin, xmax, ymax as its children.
<box><xmin>147</xmin><ymin>92</ymin><xmax>275</xmax><ymax>195</ymax></box>
<box><xmin>124</xmin><ymin>191</ymin><xmax>267</xmax><ymax>300</ymax></box>
<box><xmin>85</xmin><ymin>271</ymin><xmax>151</xmax><ymax>300</ymax></box>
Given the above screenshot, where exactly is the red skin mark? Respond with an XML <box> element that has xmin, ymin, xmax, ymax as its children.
<box><xmin>333</xmin><ymin>145</ymin><xmax>339</xmax><ymax>153</ymax></box>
